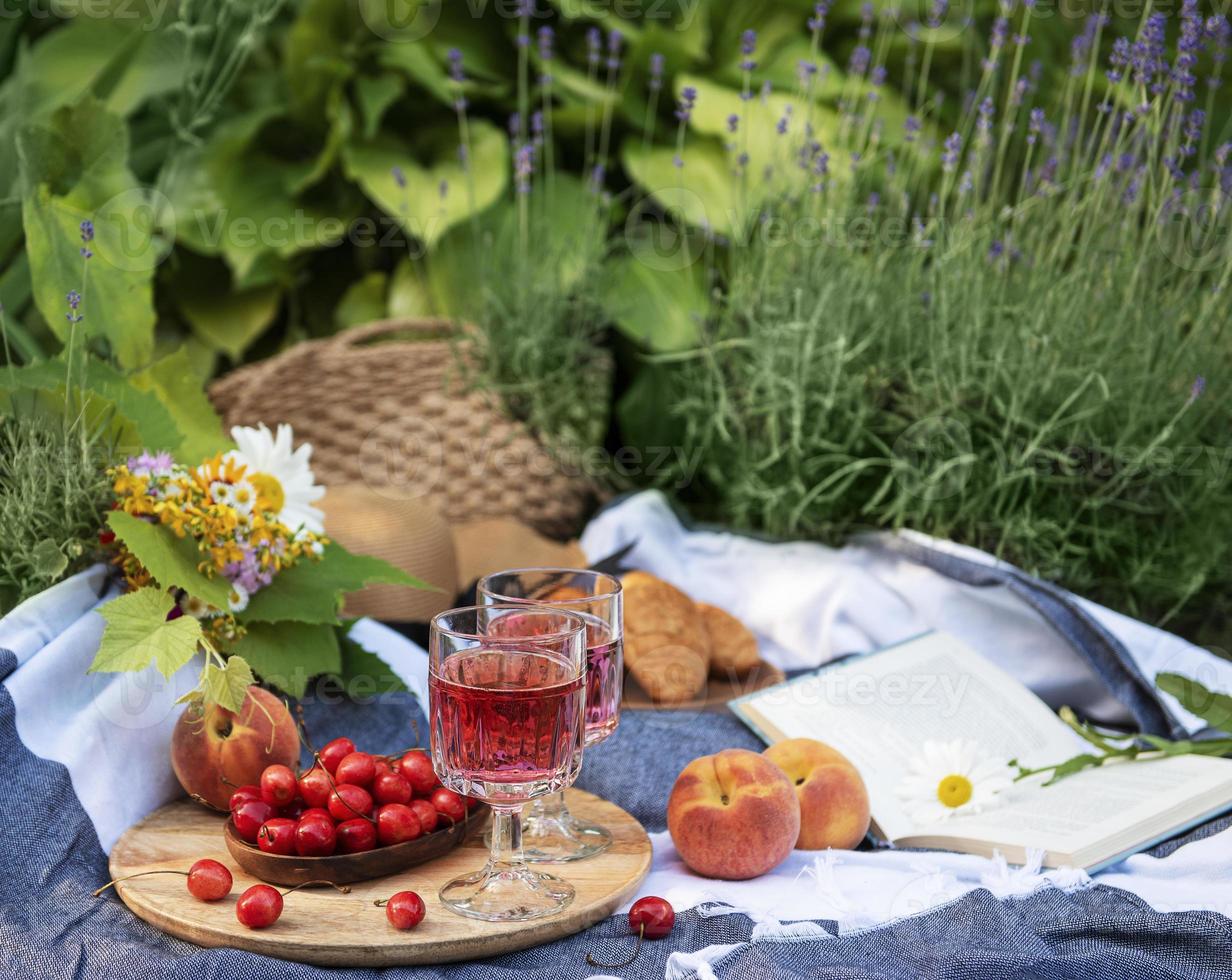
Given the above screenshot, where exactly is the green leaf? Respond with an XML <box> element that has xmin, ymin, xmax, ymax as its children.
<box><xmin>622</xmin><ymin>137</ymin><xmax>741</xmax><ymax>236</ymax></box>
<box><xmin>172</xmin><ymin>252</ymin><xmax>282</xmax><ymax>361</ymax></box>
<box><xmin>90</xmin><ymin>586</ymin><xmax>203</xmax><ymax>678</ymax></box>
<box><xmin>1041</xmin><ymin>753</ymin><xmax>1105</xmax><ymax>786</ymax></box>
<box><xmin>127</xmin><ymin>347</ymin><xmax>232</xmax><ymax>461</ymax></box>
<box><xmin>355</xmin><ymin>72</ymin><xmax>405</xmax><ymax>139</ymax></box>
<box><xmin>203</xmin><ymin>655</ymin><xmax>256</xmax><ymax>713</ymax></box>
<box><xmin>285</xmin><ymin>0</ymin><xmax>362</xmax><ymax>122</ymax></box>
<box><xmin>108</xmin><ymin>510</ymin><xmax>233</xmax><ymax>608</ymax></box>
<box><xmin>336</xmin><ymin>628</ymin><xmax>408</xmax><ymax>696</ymax></box>
<box><xmin>31</xmin><ymin>538</ymin><xmax>69</xmax><ymax>580</ymax></box>
<box><xmin>233</xmin><ymin>621</ymin><xmax>342</xmax><ymax>698</ymax></box>
<box><xmin>240</xmin><ymin>543</ymin><xmax>432</xmax><ymax>625</ymax></box>
<box><xmin>601</xmin><ymin>243</ymin><xmax>710</xmax><ymax>352</ymax></box>
<box><xmin>341</xmin><ymin>119</ymin><xmax>508</xmax><ymax>249</ymax></box>
<box><xmin>1157</xmin><ymin>672</ymin><xmax>1232</xmax><ymax>734</ymax></box>
<box><xmin>335</xmin><ymin>271</ymin><xmax>389</xmax><ymax>329</ymax></box>
<box><xmin>18</xmin><ymin>98</ymin><xmax>158</xmax><ymax>368</ymax></box>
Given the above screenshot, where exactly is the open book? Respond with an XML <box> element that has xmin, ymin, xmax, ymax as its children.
<box><xmin>730</xmin><ymin>632</ymin><xmax>1232</xmax><ymax>871</ymax></box>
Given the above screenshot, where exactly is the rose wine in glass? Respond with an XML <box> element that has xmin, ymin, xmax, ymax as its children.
<box><xmin>478</xmin><ymin>569</ymin><xmax>623</xmax><ymax>862</ymax></box>
<box><xmin>430</xmin><ymin>605</ymin><xmax>586</xmax><ymax>921</ymax></box>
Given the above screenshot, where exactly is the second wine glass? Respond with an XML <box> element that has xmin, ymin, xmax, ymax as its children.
<box><xmin>478</xmin><ymin>568</ymin><xmax>623</xmax><ymax>862</ymax></box>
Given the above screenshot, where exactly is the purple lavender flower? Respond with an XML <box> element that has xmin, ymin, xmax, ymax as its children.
<box><xmin>675</xmin><ymin>85</ymin><xmax>697</xmax><ymax>122</ymax></box>
<box><xmin>739</xmin><ymin>29</ymin><xmax>757</xmax><ymax>72</ymax></box>
<box><xmin>1106</xmin><ymin>35</ymin><xmax>1129</xmax><ymax>83</ymax></box>
<box><xmin>586</xmin><ymin>27</ymin><xmax>601</xmax><ymax>68</ymax></box>
<box><xmin>727</xmin><ymin>113</ymin><xmax>739</xmax><ymax>133</ymax></box>
<box><xmin>65</xmin><ymin>290</ymin><xmax>82</xmax><ymax>324</ymax></box>
<box><xmin>1131</xmin><ymin>13</ymin><xmax>1168</xmax><ymax>93</ymax></box>
<box><xmin>988</xmin><ymin>240</ymin><xmax>1005</xmax><ymax>261</ymax></box>
<box><xmin>508</xmin><ymin>111</ymin><xmax>521</xmax><ymax>138</ymax></box>
<box><xmin>928</xmin><ymin>0</ymin><xmax>948</xmax><ymax>29</ymax></box>
<box><xmin>776</xmin><ymin>105</ymin><xmax>792</xmax><ymax>135</ymax></box>
<box><xmin>1189</xmin><ymin>375</ymin><xmax>1207</xmax><ymax>404</ymax></box>
<box><xmin>872</xmin><ymin>65</ymin><xmax>886</xmax><ymax>86</ymax></box>
<box><xmin>849</xmin><ymin>45</ymin><xmax>870</xmax><ymax>76</ymax></box>
<box><xmin>607</xmin><ymin>29</ymin><xmax>623</xmax><ymax>72</ymax></box>
<box><xmin>1027</xmin><ymin>107</ymin><xmax>1045</xmax><ymax>146</ymax></box>
<box><xmin>1181</xmin><ymin>108</ymin><xmax>1205</xmax><ymax>155</ymax></box>
<box><xmin>1173</xmin><ymin>0</ymin><xmax>1204</xmax><ymax>102</ymax></box>
<box><xmin>391</xmin><ymin>166</ymin><xmax>407</xmax><ymax>189</ymax></box>
<box><xmin>648</xmin><ymin>52</ymin><xmax>665</xmax><ymax>93</ymax></box>
<box><xmin>1070</xmin><ymin>14</ymin><xmax>1106</xmax><ymax>76</ymax></box>
<box><xmin>798</xmin><ymin>60</ymin><xmax>819</xmax><ymax>88</ymax></box>
<box><xmin>672</xmin><ymin>153</ymin><xmax>684</xmax><ymax>170</ymax></box>
<box><xmin>128</xmin><ymin>451</ymin><xmax>175</xmax><ymax>478</ymax></box>
<box><xmin>904</xmin><ymin>115</ymin><xmax>921</xmax><ymax>142</ymax></box>
<box><xmin>1208</xmin><ymin>16</ymin><xmax>1230</xmax><ymax>89</ymax></box>
<box><xmin>537</xmin><ymin>25</ymin><xmax>554</xmax><ymax>83</ymax></box>
<box><xmin>514</xmin><ymin>142</ymin><xmax>534</xmax><ymax>194</ymax></box>
<box><xmin>807</xmin><ymin>0</ymin><xmax>832</xmax><ymax>34</ymax></box>
<box><xmin>941</xmin><ymin>131</ymin><xmax>962</xmax><ymax>172</ymax></box>
<box><xmin>959</xmin><ymin>170</ymin><xmax>973</xmax><ymax>194</ymax></box>
<box><xmin>976</xmin><ymin>96</ymin><xmax>994</xmax><ymax>140</ymax></box>
<box><xmin>447</xmin><ymin>48</ymin><xmax>465</xmax><ymax>84</ymax></box>
<box><xmin>79</xmin><ymin>219</ymin><xmax>94</xmax><ymax>259</ymax></box>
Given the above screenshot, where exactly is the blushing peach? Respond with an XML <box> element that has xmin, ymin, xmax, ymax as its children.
<box><xmin>763</xmin><ymin>738</ymin><xmax>870</xmax><ymax>851</ymax></box>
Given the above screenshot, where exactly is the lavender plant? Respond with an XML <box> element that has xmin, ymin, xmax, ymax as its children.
<box><xmin>637</xmin><ymin>1</ymin><xmax>1232</xmax><ymax>632</ymax></box>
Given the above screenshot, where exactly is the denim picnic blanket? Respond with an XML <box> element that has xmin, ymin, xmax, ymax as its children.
<box><xmin>4</xmin><ymin>490</ymin><xmax>1232</xmax><ymax>979</ymax></box>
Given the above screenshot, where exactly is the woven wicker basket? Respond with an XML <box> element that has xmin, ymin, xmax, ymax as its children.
<box><xmin>208</xmin><ymin>319</ymin><xmax>596</xmax><ymax>539</ymax></box>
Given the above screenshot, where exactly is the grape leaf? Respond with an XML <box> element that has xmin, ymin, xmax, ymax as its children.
<box><xmin>232</xmin><ymin>621</ymin><xmax>342</xmax><ymax>698</ymax></box>
<box><xmin>90</xmin><ymin>587</ymin><xmax>203</xmax><ymax>678</ymax></box>
<box><xmin>203</xmin><ymin>655</ymin><xmax>255</xmax><ymax>713</ymax></box>
<box><xmin>335</xmin><ymin>627</ymin><xmax>408</xmax><ymax>697</ymax></box>
<box><xmin>239</xmin><ymin>543</ymin><xmax>433</xmax><ymax>625</ymax></box>
<box><xmin>108</xmin><ymin>510</ymin><xmax>232</xmax><ymax>608</ymax></box>
<box><xmin>1156</xmin><ymin>673</ymin><xmax>1232</xmax><ymax>734</ymax></box>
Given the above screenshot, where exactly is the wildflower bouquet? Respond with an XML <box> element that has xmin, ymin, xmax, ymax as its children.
<box><xmin>88</xmin><ymin>424</ymin><xmax>426</xmax><ymax>711</ymax></box>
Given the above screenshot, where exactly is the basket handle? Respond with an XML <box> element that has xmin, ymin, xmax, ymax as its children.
<box><xmin>327</xmin><ymin>318</ymin><xmax>461</xmax><ymax>350</ymax></box>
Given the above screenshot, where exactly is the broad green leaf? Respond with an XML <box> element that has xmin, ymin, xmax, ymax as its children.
<box><xmin>32</xmin><ymin>539</ymin><xmax>69</xmax><ymax>580</ymax></box>
<box><xmin>355</xmin><ymin>72</ymin><xmax>405</xmax><ymax>139</ymax></box>
<box><xmin>622</xmin><ymin>137</ymin><xmax>740</xmax><ymax>235</ymax></box>
<box><xmin>388</xmin><ymin>258</ymin><xmax>437</xmax><ymax>318</ymax></box>
<box><xmin>172</xmin><ymin>252</ymin><xmax>282</xmax><ymax>361</ymax></box>
<box><xmin>335</xmin><ymin>271</ymin><xmax>389</xmax><ymax>329</ymax></box>
<box><xmin>233</xmin><ymin>621</ymin><xmax>342</xmax><ymax>698</ymax></box>
<box><xmin>1157</xmin><ymin>673</ymin><xmax>1232</xmax><ymax>734</ymax></box>
<box><xmin>18</xmin><ymin>98</ymin><xmax>158</xmax><ymax>368</ymax></box>
<box><xmin>240</xmin><ymin>543</ymin><xmax>432</xmax><ymax>625</ymax></box>
<box><xmin>0</xmin><ymin>355</ymin><xmax>182</xmax><ymax>452</ymax></box>
<box><xmin>108</xmin><ymin>510</ymin><xmax>233</xmax><ymax>609</ymax></box>
<box><xmin>285</xmin><ymin>0</ymin><xmax>362</xmax><ymax>122</ymax></box>
<box><xmin>203</xmin><ymin>656</ymin><xmax>256</xmax><ymax>713</ymax></box>
<box><xmin>336</xmin><ymin>629</ymin><xmax>408</xmax><ymax>696</ymax></box>
<box><xmin>601</xmin><ymin>246</ymin><xmax>709</xmax><ymax>352</ymax></box>
<box><xmin>341</xmin><ymin>119</ymin><xmax>508</xmax><ymax>249</ymax></box>
<box><xmin>128</xmin><ymin>347</ymin><xmax>232</xmax><ymax>461</ymax></box>
<box><xmin>90</xmin><ymin>586</ymin><xmax>203</xmax><ymax>678</ymax></box>
<box><xmin>376</xmin><ymin>43</ymin><xmax>456</xmax><ymax>110</ymax></box>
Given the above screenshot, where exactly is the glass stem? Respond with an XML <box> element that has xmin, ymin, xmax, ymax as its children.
<box><xmin>489</xmin><ymin>805</ymin><xmax>526</xmax><ymax>873</ymax></box>
<box><xmin>529</xmin><ymin>789</ymin><xmax>568</xmax><ymax>821</ymax></box>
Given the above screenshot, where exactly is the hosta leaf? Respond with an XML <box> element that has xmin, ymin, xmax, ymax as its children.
<box><xmin>233</xmin><ymin>622</ymin><xmax>342</xmax><ymax>698</ymax></box>
<box><xmin>108</xmin><ymin>510</ymin><xmax>233</xmax><ymax>608</ymax></box>
<box><xmin>90</xmin><ymin>586</ymin><xmax>203</xmax><ymax>678</ymax></box>
<box><xmin>1156</xmin><ymin>673</ymin><xmax>1232</xmax><ymax>734</ymax></box>
<box><xmin>240</xmin><ymin>544</ymin><xmax>432</xmax><ymax>625</ymax></box>
<box><xmin>203</xmin><ymin>656</ymin><xmax>256</xmax><ymax>713</ymax></box>
<box><xmin>128</xmin><ymin>347</ymin><xmax>232</xmax><ymax>462</ymax></box>
<box><xmin>601</xmin><ymin>241</ymin><xmax>710</xmax><ymax>352</ymax></box>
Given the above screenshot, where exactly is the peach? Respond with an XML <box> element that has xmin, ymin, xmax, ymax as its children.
<box><xmin>666</xmin><ymin>748</ymin><xmax>800</xmax><ymax>880</ymax></box>
<box><xmin>763</xmin><ymin>738</ymin><xmax>870</xmax><ymax>850</ymax></box>
<box><xmin>171</xmin><ymin>686</ymin><xmax>299</xmax><ymax>810</ymax></box>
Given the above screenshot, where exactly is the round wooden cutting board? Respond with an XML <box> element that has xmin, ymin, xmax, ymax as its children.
<box><xmin>108</xmin><ymin>789</ymin><xmax>652</xmax><ymax>967</ymax></box>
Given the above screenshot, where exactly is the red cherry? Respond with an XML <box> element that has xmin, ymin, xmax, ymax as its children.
<box><xmin>373</xmin><ymin>771</ymin><xmax>412</xmax><ymax>806</ymax></box>
<box><xmin>257</xmin><ymin>818</ymin><xmax>297</xmax><ymax>856</ymax></box>
<box><xmin>298</xmin><ymin>768</ymin><xmax>333</xmax><ymax>809</ymax></box>
<box><xmin>381</xmin><ymin>890</ymin><xmax>426</xmax><ymax>930</ymax></box>
<box><xmin>373</xmin><ymin>756</ymin><xmax>396</xmax><ymax>775</ymax></box>
<box><xmin>319</xmin><ymin>737</ymin><xmax>356</xmax><ymax>774</ymax></box>
<box><xmin>429</xmin><ymin>787</ymin><xmax>466</xmax><ymax>824</ymax></box>
<box><xmin>335</xmin><ymin>752</ymin><xmax>376</xmax><ymax>788</ymax></box>
<box><xmin>229</xmin><ymin>785</ymin><xmax>262</xmax><ymax>812</ymax></box>
<box><xmin>376</xmin><ymin>803</ymin><xmax>422</xmax><ymax>846</ymax></box>
<box><xmin>236</xmin><ymin>884</ymin><xmax>283</xmax><ymax>929</ymax></box>
<box><xmin>186</xmin><ymin>859</ymin><xmax>232</xmax><ymax>901</ymax></box>
<box><xmin>629</xmin><ymin>896</ymin><xmax>675</xmax><ymax>939</ymax></box>
<box><xmin>328</xmin><ymin>784</ymin><xmax>374</xmax><ymax>822</ymax></box>
<box><xmin>260</xmin><ymin>764</ymin><xmax>298</xmax><ymax>807</ymax></box>
<box><xmin>408</xmin><ymin>799</ymin><xmax>438</xmax><ymax>834</ymax></box>
<box><xmin>300</xmin><ymin>807</ymin><xmax>333</xmax><ymax>823</ymax></box>
<box><xmin>232</xmin><ymin>799</ymin><xmax>274</xmax><ymax>844</ymax></box>
<box><xmin>278</xmin><ymin>798</ymin><xmax>308</xmax><ymax>821</ymax></box>
<box><xmin>295</xmin><ymin>815</ymin><xmax>337</xmax><ymax>856</ymax></box>
<box><xmin>398</xmin><ymin>751</ymin><xmax>437</xmax><ymax>795</ymax></box>
<box><xmin>336</xmin><ymin>818</ymin><xmax>378</xmax><ymax>854</ymax></box>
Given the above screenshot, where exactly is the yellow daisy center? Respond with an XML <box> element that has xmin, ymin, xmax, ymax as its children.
<box><xmin>936</xmin><ymin>774</ymin><xmax>973</xmax><ymax>808</ymax></box>
<box><xmin>232</xmin><ymin>485</ymin><xmax>254</xmax><ymax>507</ymax></box>
<box><xmin>249</xmin><ymin>473</ymin><xmax>285</xmax><ymax>513</ymax></box>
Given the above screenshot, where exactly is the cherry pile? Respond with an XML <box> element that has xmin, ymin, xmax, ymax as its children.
<box><xmin>229</xmin><ymin>737</ymin><xmax>478</xmax><ymax>858</ymax></box>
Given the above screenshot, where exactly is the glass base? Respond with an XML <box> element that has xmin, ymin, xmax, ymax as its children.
<box><xmin>520</xmin><ymin>806</ymin><xmax>613</xmax><ymax>863</ymax></box>
<box><xmin>439</xmin><ymin>864</ymin><xmax>575</xmax><ymax>921</ymax></box>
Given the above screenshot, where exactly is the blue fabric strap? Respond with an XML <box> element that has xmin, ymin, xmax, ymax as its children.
<box><xmin>877</xmin><ymin>536</ymin><xmax>1184</xmax><ymax>738</ymax></box>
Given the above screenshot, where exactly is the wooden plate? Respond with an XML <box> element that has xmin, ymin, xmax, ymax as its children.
<box><xmin>108</xmin><ymin>788</ymin><xmax>652</xmax><ymax>967</ymax></box>
<box><xmin>223</xmin><ymin>807</ymin><xmax>488</xmax><ymax>886</ymax></box>
<box><xmin>623</xmin><ymin>660</ymin><xmax>787</xmax><ymax>711</ymax></box>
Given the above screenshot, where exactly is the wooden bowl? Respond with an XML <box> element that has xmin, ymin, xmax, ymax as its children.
<box><xmin>224</xmin><ymin>808</ymin><xmax>489</xmax><ymax>886</ymax></box>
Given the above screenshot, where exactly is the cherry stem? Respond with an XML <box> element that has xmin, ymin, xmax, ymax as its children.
<box><xmin>189</xmin><ymin>793</ymin><xmax>228</xmax><ymax>813</ymax></box>
<box><xmin>586</xmin><ymin>923</ymin><xmax>645</xmax><ymax>969</ymax></box>
<box><xmin>293</xmin><ymin>723</ymin><xmax>376</xmax><ymax>825</ymax></box>
<box><xmin>93</xmin><ymin>870</ymin><xmax>188</xmax><ymax>897</ymax></box>
<box><xmin>281</xmin><ymin>880</ymin><xmax>351</xmax><ymax>897</ymax></box>
<box><xmin>373</xmin><ymin>898</ymin><xmax>392</xmax><ymax>907</ymax></box>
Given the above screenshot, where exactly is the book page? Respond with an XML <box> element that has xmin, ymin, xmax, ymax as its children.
<box><xmin>732</xmin><ymin>632</ymin><xmax>1089</xmax><ymax>840</ymax></box>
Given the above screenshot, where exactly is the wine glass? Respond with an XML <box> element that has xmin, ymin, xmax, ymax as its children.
<box><xmin>478</xmin><ymin>569</ymin><xmax>623</xmax><ymax>862</ymax></box>
<box><xmin>429</xmin><ymin>604</ymin><xmax>587</xmax><ymax>921</ymax></box>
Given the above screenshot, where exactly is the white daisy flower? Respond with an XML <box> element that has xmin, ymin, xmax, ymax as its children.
<box><xmin>226</xmin><ymin>423</ymin><xmax>326</xmax><ymax>535</ymax></box>
<box><xmin>227</xmin><ymin>581</ymin><xmax>250</xmax><ymax>614</ymax></box>
<box><xmin>896</xmin><ymin>738</ymin><xmax>1012</xmax><ymax>824</ymax></box>
<box><xmin>179</xmin><ymin>594</ymin><xmax>217</xmax><ymax>619</ymax></box>
<box><xmin>209</xmin><ymin>481</ymin><xmax>234</xmax><ymax>507</ymax></box>
<box><xmin>229</xmin><ymin>479</ymin><xmax>258</xmax><ymax>516</ymax></box>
